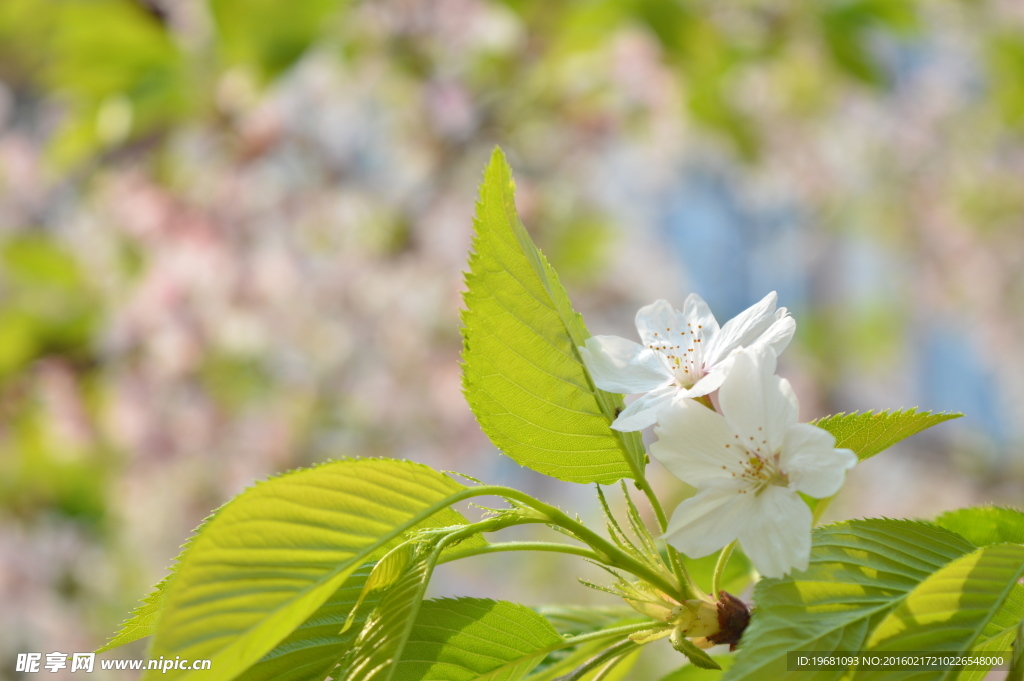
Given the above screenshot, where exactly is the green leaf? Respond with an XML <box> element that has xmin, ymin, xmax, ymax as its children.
<box><xmin>660</xmin><ymin>655</ymin><xmax>734</xmax><ymax>681</ymax></box>
<box><xmin>337</xmin><ymin>545</ymin><xmax>440</xmax><ymax>681</ymax></box>
<box><xmin>98</xmin><ymin>508</ymin><xmax>226</xmax><ymax>653</ymax></box>
<box><xmin>724</xmin><ymin>519</ymin><xmax>976</xmax><ymax>681</ymax></box>
<box><xmin>812</xmin><ymin>409</ymin><xmax>961</xmax><ymax>461</ymax></box>
<box><xmin>935</xmin><ymin>506</ymin><xmax>1024</xmax><ymax>546</ymax></box>
<box><xmin>461</xmin><ymin>148</ymin><xmax>644</xmax><ymax>484</ymax></box>
<box><xmin>235</xmin><ymin>563</ymin><xmax>377</xmax><ymax>681</ymax></box>
<box><xmin>852</xmin><ymin>543</ymin><xmax>1024</xmax><ymax>680</ymax></box>
<box><xmin>97</xmin><ymin>573</ymin><xmax>172</xmax><ymax>653</ymax></box>
<box><xmin>394</xmin><ymin>598</ymin><xmax>567</xmax><ymax>681</ymax></box>
<box><xmin>142</xmin><ymin>459</ymin><xmax>483</xmax><ymax>681</ymax></box>
<box><xmin>943</xmin><ymin>580</ymin><xmax>1022</xmax><ymax>681</ymax></box>
<box><xmin>1011</xmin><ymin>617</ymin><xmax>1024</xmax><ymax>681</ymax></box>
<box><xmin>105</xmin><ymin>468</ymin><xmax>485</xmax><ymax>664</ymax></box>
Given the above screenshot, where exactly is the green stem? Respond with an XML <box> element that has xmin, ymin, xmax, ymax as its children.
<box><xmin>811</xmin><ymin>495</ymin><xmax>835</xmax><ymax>525</ymax></box>
<box><xmin>556</xmin><ymin>639</ymin><xmax>637</xmax><ymax>681</ymax></box>
<box><xmin>408</xmin><ymin>484</ymin><xmax>683</xmax><ymax>600</ymax></box>
<box><xmin>490</xmin><ymin>487</ymin><xmax>684</xmax><ymax>601</ymax></box>
<box><xmin>590</xmin><ymin>656</ymin><xmax>629</xmax><ymax>681</ymax></box>
<box><xmin>437</xmin><ymin>541</ymin><xmax>601</xmax><ymax>565</ymax></box>
<box><xmin>711</xmin><ymin>540</ymin><xmax>737</xmax><ymax>597</ymax></box>
<box><xmin>633</xmin><ymin>476</ymin><xmax>668</xmax><ymax>532</ymax></box>
<box><xmin>561</xmin><ymin>621</ymin><xmax>654</xmax><ymax>647</ymax></box>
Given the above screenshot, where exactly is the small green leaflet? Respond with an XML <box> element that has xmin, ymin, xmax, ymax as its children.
<box><xmin>461</xmin><ymin>148</ymin><xmax>645</xmax><ymax>484</ymax></box>
<box><xmin>141</xmin><ymin>459</ymin><xmax>483</xmax><ymax>681</ymax></box>
<box><xmin>723</xmin><ymin>519</ymin><xmax>976</xmax><ymax>681</ymax></box>
<box><xmin>934</xmin><ymin>506</ymin><xmax>1024</xmax><ymax>546</ymax></box>
<box><xmin>393</xmin><ymin>598</ymin><xmax>566</xmax><ymax>681</ymax></box>
<box><xmin>659</xmin><ymin>656</ymin><xmax>734</xmax><ymax>681</ymax></box>
<box><xmin>812</xmin><ymin>409</ymin><xmax>960</xmax><ymax>461</ymax></box>
<box><xmin>853</xmin><ymin>543</ymin><xmax>1024</xmax><ymax>681</ymax></box>
<box><xmin>338</xmin><ymin>545</ymin><xmax>439</xmax><ymax>681</ymax></box>
<box><xmin>671</xmin><ymin>631</ymin><xmax>722</xmax><ymax>670</ymax></box>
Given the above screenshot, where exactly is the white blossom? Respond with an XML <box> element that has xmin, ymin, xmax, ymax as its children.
<box><xmin>581</xmin><ymin>292</ymin><xmax>795</xmax><ymax>431</ymax></box>
<box><xmin>649</xmin><ymin>345</ymin><xmax>857</xmax><ymax>578</ymax></box>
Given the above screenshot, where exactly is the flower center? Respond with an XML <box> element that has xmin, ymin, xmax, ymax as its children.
<box><xmin>729</xmin><ymin>433</ymin><xmax>789</xmax><ymax>494</ymax></box>
<box><xmin>646</xmin><ymin>323</ymin><xmax>706</xmax><ymax>388</ymax></box>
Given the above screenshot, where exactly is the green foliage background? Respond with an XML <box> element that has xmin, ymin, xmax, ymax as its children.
<box><xmin>0</xmin><ymin>1</ymin><xmax>1023</xmax><ymax>678</ymax></box>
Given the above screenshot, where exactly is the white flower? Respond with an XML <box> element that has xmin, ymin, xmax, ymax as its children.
<box><xmin>580</xmin><ymin>292</ymin><xmax>795</xmax><ymax>431</ymax></box>
<box><xmin>649</xmin><ymin>345</ymin><xmax>857</xmax><ymax>579</ymax></box>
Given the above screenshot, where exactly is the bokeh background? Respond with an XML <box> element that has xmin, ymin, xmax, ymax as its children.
<box><xmin>1</xmin><ymin>1</ymin><xmax>1023</xmax><ymax>678</ymax></box>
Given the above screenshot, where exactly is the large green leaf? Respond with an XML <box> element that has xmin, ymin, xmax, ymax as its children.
<box><xmin>235</xmin><ymin>563</ymin><xmax>377</xmax><ymax>681</ymax></box>
<box><xmin>812</xmin><ymin>410</ymin><xmax>961</xmax><ymax>461</ymax></box>
<box><xmin>98</xmin><ymin>507</ymin><xmax>226</xmax><ymax>653</ymax></box>
<box><xmin>394</xmin><ymin>598</ymin><xmax>569</xmax><ymax>681</ymax></box>
<box><xmin>723</xmin><ymin>519</ymin><xmax>976</xmax><ymax>681</ymax></box>
<box><xmin>104</xmin><ymin>469</ymin><xmax>484</xmax><ymax>667</ymax></box>
<box><xmin>935</xmin><ymin>506</ymin><xmax>1024</xmax><ymax>546</ymax></box>
<box><xmin>461</xmin><ymin>148</ymin><xmax>644</xmax><ymax>484</ymax></box>
<box><xmin>143</xmin><ymin>459</ymin><xmax>483</xmax><ymax>681</ymax></box>
<box><xmin>852</xmin><ymin>543</ymin><xmax>1024</xmax><ymax>680</ymax></box>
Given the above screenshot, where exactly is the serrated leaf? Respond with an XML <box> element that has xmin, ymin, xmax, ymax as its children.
<box><xmin>98</xmin><ymin>572</ymin><xmax>172</xmax><ymax>653</ymax></box>
<box><xmin>142</xmin><ymin>459</ymin><xmax>483</xmax><ymax>681</ymax></box>
<box><xmin>935</xmin><ymin>506</ymin><xmax>1024</xmax><ymax>546</ymax></box>
<box><xmin>853</xmin><ymin>543</ymin><xmax>1024</xmax><ymax>681</ymax></box>
<box><xmin>723</xmin><ymin>519</ymin><xmax>976</xmax><ymax>681</ymax></box>
<box><xmin>461</xmin><ymin>148</ymin><xmax>644</xmax><ymax>484</ymax></box>
<box><xmin>394</xmin><ymin>598</ymin><xmax>567</xmax><ymax>681</ymax></box>
<box><xmin>812</xmin><ymin>409</ymin><xmax>961</xmax><ymax>461</ymax></box>
<box><xmin>98</xmin><ymin>507</ymin><xmax>226</xmax><ymax>653</ymax></box>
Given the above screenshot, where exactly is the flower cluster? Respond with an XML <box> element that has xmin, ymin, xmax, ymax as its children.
<box><xmin>582</xmin><ymin>294</ymin><xmax>857</xmax><ymax>578</ymax></box>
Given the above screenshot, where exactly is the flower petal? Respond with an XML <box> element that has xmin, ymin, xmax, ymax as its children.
<box><xmin>662</xmin><ymin>479</ymin><xmax>759</xmax><ymax>558</ymax></box>
<box><xmin>703</xmin><ymin>291</ymin><xmax>781</xmax><ymax>365</ymax></box>
<box><xmin>580</xmin><ymin>335</ymin><xmax>669</xmax><ymax>394</ymax></box>
<box><xmin>736</xmin><ymin>486</ymin><xmax>812</xmax><ymax>578</ymax></box>
<box><xmin>781</xmin><ymin>423</ymin><xmax>858</xmax><ymax>498</ymax></box>
<box><xmin>651</xmin><ymin>399</ymin><xmax>744</xmax><ymax>486</ymax></box>
<box><xmin>635</xmin><ymin>299</ymin><xmax>684</xmax><ymax>348</ymax></box>
<box><xmin>680</xmin><ymin>293</ymin><xmax>720</xmax><ymax>339</ymax></box>
<box><xmin>610</xmin><ymin>384</ymin><xmax>676</xmax><ymax>431</ymax></box>
<box><xmin>749</xmin><ymin>313</ymin><xmax>796</xmax><ymax>357</ymax></box>
<box><xmin>717</xmin><ymin>345</ymin><xmax>798</xmax><ymax>454</ymax></box>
